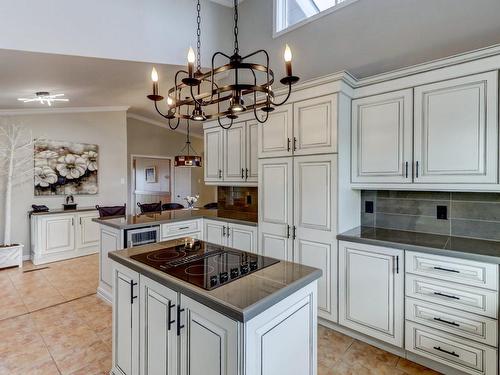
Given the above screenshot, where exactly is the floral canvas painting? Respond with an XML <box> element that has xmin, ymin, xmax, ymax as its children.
<box><xmin>34</xmin><ymin>140</ymin><xmax>98</xmax><ymax>195</ymax></box>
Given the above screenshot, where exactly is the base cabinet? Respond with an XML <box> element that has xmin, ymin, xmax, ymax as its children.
<box><xmin>111</xmin><ymin>261</ymin><xmax>318</xmax><ymax>375</ymax></box>
<box><xmin>204</xmin><ymin>219</ymin><xmax>258</xmax><ymax>253</ymax></box>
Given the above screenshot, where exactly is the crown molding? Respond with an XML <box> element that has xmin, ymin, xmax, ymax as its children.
<box><xmin>127</xmin><ymin>113</ymin><xmax>203</xmax><ymax>139</ymax></box>
<box><xmin>0</xmin><ymin>106</ymin><xmax>130</xmax><ymax>116</ymax></box>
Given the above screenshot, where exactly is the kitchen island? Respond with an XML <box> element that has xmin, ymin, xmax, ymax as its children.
<box><xmin>109</xmin><ymin>238</ymin><xmax>321</xmax><ymax>375</ymax></box>
<box><xmin>94</xmin><ymin>209</ymin><xmax>258</xmax><ymax>304</ymax></box>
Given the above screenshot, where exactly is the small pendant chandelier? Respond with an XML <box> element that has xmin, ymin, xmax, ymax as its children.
<box><xmin>174</xmin><ymin>119</ymin><xmax>202</xmax><ymax>168</ymax></box>
<box><xmin>147</xmin><ymin>0</ymin><xmax>299</xmax><ymax>130</ymax></box>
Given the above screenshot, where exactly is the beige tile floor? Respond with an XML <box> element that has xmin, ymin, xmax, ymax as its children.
<box><xmin>0</xmin><ymin>254</ymin><xmax>440</xmax><ymax>375</ymax></box>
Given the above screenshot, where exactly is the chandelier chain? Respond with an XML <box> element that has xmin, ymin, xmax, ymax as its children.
<box><xmin>196</xmin><ymin>0</ymin><xmax>202</xmax><ymax>71</ymax></box>
<box><xmin>233</xmin><ymin>0</ymin><xmax>239</xmax><ymax>54</ymax></box>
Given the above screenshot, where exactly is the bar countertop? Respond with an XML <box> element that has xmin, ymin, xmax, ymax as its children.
<box><xmin>93</xmin><ymin>208</ymin><xmax>258</xmax><ymax>229</ymax></box>
<box><xmin>109</xmin><ymin>239</ymin><xmax>321</xmax><ymax>322</ymax></box>
<box><xmin>338</xmin><ymin>226</ymin><xmax>500</xmax><ymax>264</ymax></box>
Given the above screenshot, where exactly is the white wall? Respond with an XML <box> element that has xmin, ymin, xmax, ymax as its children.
<box><xmin>0</xmin><ymin>0</ymin><xmax>234</xmax><ymax>66</ymax></box>
<box><xmin>0</xmin><ymin>109</ymin><xmax>128</xmax><ymax>256</ymax></box>
<box><xmin>238</xmin><ymin>0</ymin><xmax>500</xmax><ymax>81</ymax></box>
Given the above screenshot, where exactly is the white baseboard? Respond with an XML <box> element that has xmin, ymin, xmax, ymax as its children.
<box><xmin>97</xmin><ymin>286</ymin><xmax>112</xmax><ymax>305</ymax></box>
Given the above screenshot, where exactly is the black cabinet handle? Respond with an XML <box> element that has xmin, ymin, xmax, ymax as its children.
<box><xmin>433</xmin><ymin>346</ymin><xmax>459</xmax><ymax>358</ymax></box>
<box><xmin>168</xmin><ymin>300</ymin><xmax>176</xmax><ymax>331</ymax></box>
<box><xmin>415</xmin><ymin>161</ymin><xmax>419</xmax><ymax>178</ymax></box>
<box><xmin>293</xmin><ymin>137</ymin><xmax>297</xmax><ymax>151</ymax></box>
<box><xmin>434</xmin><ymin>266</ymin><xmax>460</xmax><ymax>274</ymax></box>
<box><xmin>177</xmin><ymin>305</ymin><xmax>185</xmax><ymax>336</ymax></box>
<box><xmin>287</xmin><ymin>138</ymin><xmax>291</xmax><ymax>152</ymax></box>
<box><xmin>434</xmin><ymin>292</ymin><xmax>460</xmax><ymax>300</ymax></box>
<box><xmin>222</xmin><ymin>226</ymin><xmax>226</xmax><ymax>237</ymax></box>
<box><xmin>405</xmin><ymin>161</ymin><xmax>409</xmax><ymax>178</ymax></box>
<box><xmin>130</xmin><ymin>280</ymin><xmax>138</xmax><ymax>304</ymax></box>
<box><xmin>245</xmin><ymin>168</ymin><xmax>249</xmax><ymax>180</ymax></box>
<box><xmin>178</xmin><ymin>226</ymin><xmax>190</xmax><ymax>230</ymax></box>
<box><xmin>396</xmin><ymin>256</ymin><xmax>399</xmax><ymax>274</ymax></box>
<box><xmin>292</xmin><ymin>225</ymin><xmax>297</xmax><ymax>240</ymax></box>
<box><xmin>287</xmin><ymin>225</ymin><xmax>290</xmax><ymax>239</ymax></box>
<box><xmin>433</xmin><ymin>317</ymin><xmax>460</xmax><ymax>327</ymax></box>
<box><xmin>218</xmin><ymin>169</ymin><xmax>222</xmax><ymax>179</ymax></box>
<box><xmin>241</xmin><ymin>168</ymin><xmax>245</xmax><ymax>179</ymax></box>
<box><xmin>226</xmin><ymin>226</ymin><xmax>230</xmax><ymax>238</ymax></box>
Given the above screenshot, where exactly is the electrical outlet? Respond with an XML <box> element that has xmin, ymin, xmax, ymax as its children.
<box><xmin>365</xmin><ymin>201</ymin><xmax>374</xmax><ymax>214</ymax></box>
<box><xmin>437</xmin><ymin>205</ymin><xmax>448</xmax><ymax>220</ymax></box>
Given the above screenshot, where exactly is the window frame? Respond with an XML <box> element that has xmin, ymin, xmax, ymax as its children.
<box><xmin>273</xmin><ymin>0</ymin><xmax>361</xmax><ymax>38</ymax></box>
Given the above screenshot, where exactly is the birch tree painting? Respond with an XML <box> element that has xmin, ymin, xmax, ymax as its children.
<box><xmin>0</xmin><ymin>123</ymin><xmax>33</xmax><ymax>246</ymax></box>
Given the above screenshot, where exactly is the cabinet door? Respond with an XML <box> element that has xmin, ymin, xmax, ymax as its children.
<box><xmin>338</xmin><ymin>241</ymin><xmax>404</xmax><ymax>347</ymax></box>
<box><xmin>203</xmin><ymin>219</ymin><xmax>227</xmax><ymax>246</ymax></box>
<box><xmin>293</xmin><ymin>154</ymin><xmax>338</xmax><ymax>322</ymax></box>
<box><xmin>40</xmin><ymin>214</ymin><xmax>75</xmax><ymax>255</ymax></box>
<box><xmin>228</xmin><ymin>223</ymin><xmax>257</xmax><ymax>253</ymax></box>
<box><xmin>76</xmin><ymin>211</ymin><xmax>99</xmax><ymax>249</ymax></box>
<box><xmin>179</xmin><ymin>294</ymin><xmax>239</xmax><ymax>375</ymax></box>
<box><xmin>414</xmin><ymin>72</ymin><xmax>498</xmax><ymax>184</ymax></box>
<box><xmin>223</xmin><ymin>122</ymin><xmax>246</xmax><ymax>182</ymax></box>
<box><xmin>246</xmin><ymin>121</ymin><xmax>259</xmax><ymax>182</ymax></box>
<box><xmin>204</xmin><ymin>127</ymin><xmax>223</xmax><ymax>182</ymax></box>
<box><xmin>352</xmin><ymin>89</ymin><xmax>413</xmax><ymax>183</ymax></box>
<box><xmin>140</xmin><ymin>275</ymin><xmax>179</xmax><ymax>375</ymax></box>
<box><xmin>112</xmin><ymin>262</ymin><xmax>140</xmax><ymax>375</ymax></box>
<box><xmin>293</xmin><ymin>95</ymin><xmax>337</xmax><ymax>155</ymax></box>
<box><xmin>258</xmin><ymin>104</ymin><xmax>293</xmax><ymax>158</ymax></box>
<box><xmin>258</xmin><ymin>158</ymin><xmax>293</xmax><ymax>261</ymax></box>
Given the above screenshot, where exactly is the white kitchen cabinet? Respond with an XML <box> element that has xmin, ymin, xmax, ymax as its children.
<box><xmin>413</xmin><ymin>71</ymin><xmax>498</xmax><ymax>184</ymax></box>
<box><xmin>293</xmin><ymin>95</ymin><xmax>337</xmax><ymax>155</ymax></box>
<box><xmin>140</xmin><ymin>275</ymin><xmax>179</xmax><ymax>375</ymax></box>
<box><xmin>258</xmin><ymin>104</ymin><xmax>293</xmax><ymax>158</ymax></box>
<box><xmin>31</xmin><ymin>210</ymin><xmax>100</xmax><ymax>265</ymax></box>
<box><xmin>338</xmin><ymin>241</ymin><xmax>404</xmax><ymax>347</ymax></box>
<box><xmin>351</xmin><ymin>89</ymin><xmax>413</xmax><ymax>184</ymax></box>
<box><xmin>204</xmin><ymin>219</ymin><xmax>257</xmax><ymax>253</ymax></box>
<box><xmin>246</xmin><ymin>121</ymin><xmax>259</xmax><ymax>183</ymax></box>
<box><xmin>204</xmin><ymin>127</ymin><xmax>223</xmax><ymax>182</ymax></box>
<box><xmin>76</xmin><ymin>211</ymin><xmax>100</xmax><ymax>249</ymax></box>
<box><xmin>112</xmin><ymin>262</ymin><xmax>140</xmax><ymax>375</ymax></box>
<box><xmin>293</xmin><ymin>154</ymin><xmax>338</xmax><ymax>322</ymax></box>
<box><xmin>258</xmin><ymin>157</ymin><xmax>294</xmax><ymax>261</ymax></box>
<box><xmin>179</xmin><ymin>294</ymin><xmax>239</xmax><ymax>375</ymax></box>
<box><xmin>223</xmin><ymin>121</ymin><xmax>246</xmax><ymax>182</ymax></box>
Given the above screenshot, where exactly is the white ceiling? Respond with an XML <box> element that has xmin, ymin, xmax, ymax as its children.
<box><xmin>0</xmin><ymin>49</ymin><xmax>206</xmax><ymax>135</ymax></box>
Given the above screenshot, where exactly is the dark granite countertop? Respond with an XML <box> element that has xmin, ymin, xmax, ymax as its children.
<box><xmin>30</xmin><ymin>206</ymin><xmax>97</xmax><ymax>216</ymax></box>
<box><xmin>109</xmin><ymin>239</ymin><xmax>321</xmax><ymax>322</ymax></box>
<box><xmin>93</xmin><ymin>208</ymin><xmax>258</xmax><ymax>229</ymax></box>
<box><xmin>338</xmin><ymin>226</ymin><xmax>500</xmax><ymax>264</ymax></box>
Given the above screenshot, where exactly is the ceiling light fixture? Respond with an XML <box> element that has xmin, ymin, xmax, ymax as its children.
<box><xmin>174</xmin><ymin>119</ymin><xmax>202</xmax><ymax>168</ymax></box>
<box><xmin>147</xmin><ymin>0</ymin><xmax>299</xmax><ymax>130</ymax></box>
<box><xmin>17</xmin><ymin>92</ymin><xmax>69</xmax><ymax>106</ymax></box>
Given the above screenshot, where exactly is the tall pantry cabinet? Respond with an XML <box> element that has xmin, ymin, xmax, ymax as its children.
<box><xmin>258</xmin><ymin>90</ymin><xmax>359</xmax><ymax>323</ymax></box>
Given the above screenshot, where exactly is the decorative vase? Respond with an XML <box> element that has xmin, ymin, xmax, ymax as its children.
<box><xmin>187</xmin><ymin>202</ymin><xmax>194</xmax><ymax>209</ymax></box>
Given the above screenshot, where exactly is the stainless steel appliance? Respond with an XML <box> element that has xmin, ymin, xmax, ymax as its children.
<box><xmin>125</xmin><ymin>225</ymin><xmax>160</xmax><ymax>248</ymax></box>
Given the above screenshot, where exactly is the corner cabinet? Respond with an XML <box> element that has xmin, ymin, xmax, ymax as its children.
<box><xmin>31</xmin><ymin>210</ymin><xmax>100</xmax><ymax>265</ymax></box>
<box><xmin>204</xmin><ymin>120</ymin><xmax>258</xmax><ymax>185</ymax></box>
<box><xmin>351</xmin><ymin>71</ymin><xmax>499</xmax><ymax>189</ymax></box>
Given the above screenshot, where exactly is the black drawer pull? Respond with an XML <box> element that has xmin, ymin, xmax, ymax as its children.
<box><xmin>434</xmin><ymin>266</ymin><xmax>460</xmax><ymax>273</ymax></box>
<box><xmin>433</xmin><ymin>346</ymin><xmax>459</xmax><ymax>358</ymax></box>
<box><xmin>178</xmin><ymin>226</ymin><xmax>190</xmax><ymax>230</ymax></box>
<box><xmin>177</xmin><ymin>305</ymin><xmax>185</xmax><ymax>336</ymax></box>
<box><xmin>168</xmin><ymin>301</ymin><xmax>176</xmax><ymax>331</ymax></box>
<box><xmin>434</xmin><ymin>291</ymin><xmax>460</xmax><ymax>300</ymax></box>
<box><xmin>433</xmin><ymin>317</ymin><xmax>460</xmax><ymax>327</ymax></box>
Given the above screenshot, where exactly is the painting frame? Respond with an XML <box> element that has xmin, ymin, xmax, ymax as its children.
<box><xmin>145</xmin><ymin>166</ymin><xmax>157</xmax><ymax>183</ymax></box>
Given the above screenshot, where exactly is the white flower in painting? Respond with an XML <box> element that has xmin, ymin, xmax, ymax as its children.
<box><xmin>34</xmin><ymin>150</ymin><xmax>59</xmax><ymax>168</ymax></box>
<box><xmin>81</xmin><ymin>150</ymin><xmax>98</xmax><ymax>171</ymax></box>
<box><xmin>56</xmin><ymin>154</ymin><xmax>88</xmax><ymax>179</ymax></box>
<box><xmin>34</xmin><ymin>166</ymin><xmax>58</xmax><ymax>187</ymax></box>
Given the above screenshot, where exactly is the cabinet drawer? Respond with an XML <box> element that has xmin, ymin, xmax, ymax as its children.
<box><xmin>406</xmin><ymin>321</ymin><xmax>497</xmax><ymax>375</ymax></box>
<box><xmin>406</xmin><ymin>298</ymin><xmax>497</xmax><ymax>347</ymax></box>
<box><xmin>161</xmin><ymin>220</ymin><xmax>201</xmax><ymax>239</ymax></box>
<box><xmin>406</xmin><ymin>251</ymin><xmax>498</xmax><ymax>290</ymax></box>
<box><xmin>406</xmin><ymin>274</ymin><xmax>498</xmax><ymax>318</ymax></box>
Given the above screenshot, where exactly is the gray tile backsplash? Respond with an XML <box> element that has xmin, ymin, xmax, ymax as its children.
<box><xmin>361</xmin><ymin>190</ymin><xmax>500</xmax><ymax>241</ymax></box>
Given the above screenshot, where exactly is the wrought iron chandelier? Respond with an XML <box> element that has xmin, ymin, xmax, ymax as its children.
<box><xmin>147</xmin><ymin>0</ymin><xmax>299</xmax><ymax>130</ymax></box>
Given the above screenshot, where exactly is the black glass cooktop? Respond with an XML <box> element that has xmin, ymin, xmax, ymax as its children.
<box><xmin>130</xmin><ymin>239</ymin><xmax>280</xmax><ymax>290</ymax></box>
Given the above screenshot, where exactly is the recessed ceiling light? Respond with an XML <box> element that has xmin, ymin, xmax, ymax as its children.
<box><xmin>17</xmin><ymin>91</ymin><xmax>69</xmax><ymax>106</ymax></box>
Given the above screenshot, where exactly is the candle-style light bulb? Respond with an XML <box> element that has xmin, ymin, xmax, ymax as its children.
<box><xmin>187</xmin><ymin>47</ymin><xmax>195</xmax><ymax>77</ymax></box>
<box><xmin>151</xmin><ymin>67</ymin><xmax>159</xmax><ymax>82</ymax></box>
<box><xmin>284</xmin><ymin>44</ymin><xmax>293</xmax><ymax>76</ymax></box>
<box><xmin>167</xmin><ymin>96</ymin><xmax>174</xmax><ymax>106</ymax></box>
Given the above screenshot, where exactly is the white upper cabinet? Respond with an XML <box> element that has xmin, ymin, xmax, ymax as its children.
<box><xmin>246</xmin><ymin>121</ymin><xmax>259</xmax><ymax>183</ymax></box>
<box><xmin>204</xmin><ymin>127</ymin><xmax>223</xmax><ymax>182</ymax></box>
<box><xmin>258</xmin><ymin>105</ymin><xmax>293</xmax><ymax>158</ymax></box>
<box><xmin>293</xmin><ymin>95</ymin><xmax>337</xmax><ymax>155</ymax></box>
<box><xmin>223</xmin><ymin>121</ymin><xmax>246</xmax><ymax>182</ymax></box>
<box><xmin>352</xmin><ymin>89</ymin><xmax>413</xmax><ymax>184</ymax></box>
<box><xmin>414</xmin><ymin>72</ymin><xmax>498</xmax><ymax>184</ymax></box>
